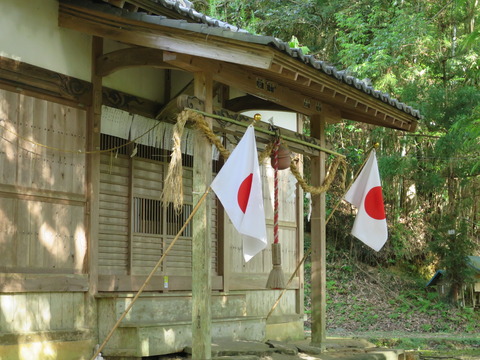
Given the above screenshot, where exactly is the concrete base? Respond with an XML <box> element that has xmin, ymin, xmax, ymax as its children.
<box><xmin>266</xmin><ymin>322</ymin><xmax>305</xmax><ymax>342</ymax></box>
<box><xmin>0</xmin><ymin>339</ymin><xmax>95</xmax><ymax>360</ymax></box>
<box><xmin>102</xmin><ymin>316</ymin><xmax>266</xmax><ymax>358</ymax></box>
<box><xmin>266</xmin><ymin>315</ymin><xmax>305</xmax><ymax>342</ymax></box>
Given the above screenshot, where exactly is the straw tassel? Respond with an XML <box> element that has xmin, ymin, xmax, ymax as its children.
<box><xmin>266</xmin><ymin>138</ymin><xmax>286</xmax><ymax>289</ymax></box>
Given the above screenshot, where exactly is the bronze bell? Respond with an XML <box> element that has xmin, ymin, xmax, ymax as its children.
<box><xmin>271</xmin><ymin>144</ymin><xmax>291</xmax><ymax>170</ymax></box>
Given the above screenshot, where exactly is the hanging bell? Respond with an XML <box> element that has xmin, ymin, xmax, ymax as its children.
<box><xmin>271</xmin><ymin>144</ymin><xmax>291</xmax><ymax>170</ymax></box>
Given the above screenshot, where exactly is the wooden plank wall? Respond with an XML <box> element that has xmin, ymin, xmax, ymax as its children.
<box><xmin>98</xmin><ymin>131</ymin><xmax>219</xmax><ymax>290</ymax></box>
<box><xmin>0</xmin><ymin>293</ymin><xmax>86</xmax><ymax>332</ymax></box>
<box><xmin>0</xmin><ymin>88</ymin><xmax>90</xmax><ymax>345</ymax></box>
<box><xmin>99</xmin><ymin>153</ymin><xmax>130</xmax><ymax>274</ymax></box>
<box><xmin>0</xmin><ymin>89</ymin><xmax>87</xmax><ymax>276</ymax></box>
<box><xmin>132</xmin><ymin>159</ymin><xmax>165</xmax><ymax>275</ymax></box>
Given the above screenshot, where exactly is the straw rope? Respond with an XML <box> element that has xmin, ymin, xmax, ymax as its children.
<box><xmin>165</xmin><ymin>109</ymin><xmax>345</xmax><ymax>199</ymax></box>
<box><xmin>290</xmin><ymin>154</ymin><xmax>346</xmax><ymax>195</ymax></box>
<box><xmin>265</xmin><ymin>145</ymin><xmax>376</xmax><ymax>320</ymax></box>
<box><xmin>1</xmin><ymin>109</ymin><xmax>346</xmax><ymax>205</ymax></box>
<box><xmin>185</xmin><ymin>109</ymin><xmax>230</xmax><ymax>160</ymax></box>
<box><xmin>162</xmin><ymin>111</ymin><xmax>188</xmax><ymax>212</ymax></box>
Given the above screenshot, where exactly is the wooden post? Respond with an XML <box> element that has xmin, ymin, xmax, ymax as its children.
<box><xmin>192</xmin><ymin>72</ymin><xmax>213</xmax><ymax>360</ymax></box>
<box><xmin>86</xmin><ymin>36</ymin><xmax>103</xmax><ymax>335</ymax></box>
<box><xmin>295</xmin><ymin>114</ymin><xmax>305</xmax><ymax>315</ymax></box>
<box><xmin>310</xmin><ymin>114</ymin><xmax>326</xmax><ymax>349</ymax></box>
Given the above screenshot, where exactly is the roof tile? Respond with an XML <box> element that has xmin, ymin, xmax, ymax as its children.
<box><xmin>65</xmin><ymin>0</ymin><xmax>422</xmax><ymax>119</ymax></box>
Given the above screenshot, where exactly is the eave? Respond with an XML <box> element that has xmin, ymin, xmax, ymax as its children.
<box><xmin>59</xmin><ymin>0</ymin><xmax>419</xmax><ymax>132</ymax></box>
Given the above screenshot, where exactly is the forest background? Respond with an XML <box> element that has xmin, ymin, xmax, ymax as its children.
<box><xmin>195</xmin><ymin>0</ymin><xmax>480</xmax><ymax>346</ymax></box>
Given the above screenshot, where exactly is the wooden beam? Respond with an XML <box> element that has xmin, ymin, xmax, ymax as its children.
<box><xmin>0</xmin><ymin>56</ymin><xmax>91</xmax><ymax>107</ymax></box>
<box><xmin>0</xmin><ymin>273</ymin><xmax>89</xmax><ymax>292</ymax></box>
<box><xmin>310</xmin><ymin>114</ymin><xmax>327</xmax><ymax>349</ymax></box>
<box><xmin>86</xmin><ymin>37</ymin><xmax>103</xmax><ymax>333</ymax></box>
<box><xmin>295</xmin><ymin>114</ymin><xmax>305</xmax><ymax>316</ymax></box>
<box><xmin>177</xmin><ymin>95</ymin><xmax>328</xmax><ymax>157</ymax></box>
<box><xmin>228</xmin><ymin>274</ymin><xmax>300</xmax><ymax>290</ymax></box>
<box><xmin>0</xmin><ymin>184</ymin><xmax>85</xmax><ymax>206</ymax></box>
<box><xmin>97</xmin><ymin>275</ymin><xmax>223</xmax><ymax>291</ymax></box>
<box><xmin>0</xmin><ymin>56</ymin><xmax>165</xmax><ymax>118</ymax></box>
<box><xmin>128</xmin><ymin>143</ymin><xmax>134</xmax><ymax>276</ymax></box>
<box><xmin>220</xmin><ymin>63</ymin><xmax>413</xmax><ymax>129</ymax></box>
<box><xmin>102</xmin><ymin>86</ymin><xmax>163</xmax><ymax>118</ymax></box>
<box><xmin>106</xmin><ymin>0</ymin><xmax>126</xmax><ymax>8</ymax></box>
<box><xmin>59</xmin><ymin>2</ymin><xmax>274</xmax><ymax>69</ymax></box>
<box><xmin>191</xmin><ymin>72</ymin><xmax>213</xmax><ymax>360</ymax></box>
<box><xmin>0</xmin><ymin>329</ymin><xmax>92</xmax><ymax>345</ymax></box>
<box><xmin>96</xmin><ymin>47</ymin><xmax>177</xmax><ymax>76</ymax></box>
<box><xmin>224</xmin><ymin>94</ymin><xmax>291</xmax><ymax>112</ymax></box>
<box><xmin>165</xmin><ymin>55</ymin><xmax>369</xmax><ymax>126</ymax></box>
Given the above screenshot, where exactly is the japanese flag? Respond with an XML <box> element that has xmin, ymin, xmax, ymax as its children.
<box><xmin>210</xmin><ymin>125</ymin><xmax>267</xmax><ymax>262</ymax></box>
<box><xmin>344</xmin><ymin>150</ymin><xmax>388</xmax><ymax>251</ymax></box>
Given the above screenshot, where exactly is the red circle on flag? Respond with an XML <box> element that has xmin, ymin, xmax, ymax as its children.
<box><xmin>364</xmin><ymin>186</ymin><xmax>386</xmax><ymax>220</ymax></box>
<box><xmin>238</xmin><ymin>173</ymin><xmax>253</xmax><ymax>213</ymax></box>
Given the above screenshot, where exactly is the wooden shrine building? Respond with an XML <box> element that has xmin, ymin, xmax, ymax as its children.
<box><xmin>0</xmin><ymin>0</ymin><xmax>420</xmax><ymax>359</ymax></box>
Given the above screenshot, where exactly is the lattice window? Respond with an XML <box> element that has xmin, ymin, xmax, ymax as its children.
<box><xmin>166</xmin><ymin>203</ymin><xmax>193</xmax><ymax>237</ymax></box>
<box><xmin>133</xmin><ymin>197</ymin><xmax>163</xmax><ymax>234</ymax></box>
<box><xmin>98</xmin><ymin>128</ymin><xmax>219</xmax><ymax>282</ymax></box>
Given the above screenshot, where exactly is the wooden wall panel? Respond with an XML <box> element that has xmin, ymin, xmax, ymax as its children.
<box><xmin>210</xmin><ymin>196</ymin><xmax>218</xmax><ymax>274</ymax></box>
<box><xmin>0</xmin><ymin>90</ymin><xmax>87</xmax><ymax>278</ymax></box>
<box><xmin>0</xmin><ymin>293</ymin><xmax>86</xmax><ymax>333</ymax></box>
<box><xmin>98</xmin><ymin>128</ymin><xmax>220</xmax><ymax>285</ymax></box>
<box><xmin>98</xmin><ymin>154</ymin><xmax>130</xmax><ymax>275</ymax></box>
<box><xmin>0</xmin><ymin>90</ymin><xmax>87</xmax><ymax>194</ymax></box>
<box><xmin>132</xmin><ymin>159</ymin><xmax>163</xmax><ymax>199</ymax></box>
<box><xmin>0</xmin><ymin>89</ymin><xmax>87</xmax><ymax>279</ymax></box>
<box><xmin>0</xmin><ymin>197</ymin><xmax>86</xmax><ymax>273</ymax></box>
<box><xmin>132</xmin><ymin>234</ymin><xmax>163</xmax><ymax>275</ymax></box>
<box><xmin>131</xmin><ymin>158</ymin><xmax>163</xmax><ymax>276</ymax></box>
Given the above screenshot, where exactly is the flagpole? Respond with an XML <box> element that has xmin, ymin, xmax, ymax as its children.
<box><xmin>265</xmin><ymin>144</ymin><xmax>378</xmax><ymax>320</ymax></box>
<box><xmin>90</xmin><ymin>188</ymin><xmax>211</xmax><ymax>360</ymax></box>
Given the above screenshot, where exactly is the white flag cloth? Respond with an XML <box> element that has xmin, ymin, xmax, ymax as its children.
<box><xmin>344</xmin><ymin>150</ymin><xmax>388</xmax><ymax>251</ymax></box>
<box><xmin>210</xmin><ymin>125</ymin><xmax>267</xmax><ymax>262</ymax></box>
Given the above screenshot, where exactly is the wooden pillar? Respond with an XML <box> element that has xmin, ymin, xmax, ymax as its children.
<box><xmin>192</xmin><ymin>72</ymin><xmax>213</xmax><ymax>360</ymax></box>
<box><xmin>296</xmin><ymin>114</ymin><xmax>305</xmax><ymax>315</ymax></box>
<box><xmin>86</xmin><ymin>36</ymin><xmax>103</xmax><ymax>331</ymax></box>
<box><xmin>310</xmin><ymin>114</ymin><xmax>326</xmax><ymax>348</ymax></box>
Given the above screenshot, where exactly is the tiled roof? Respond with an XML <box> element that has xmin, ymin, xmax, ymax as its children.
<box><xmin>74</xmin><ymin>0</ymin><xmax>422</xmax><ymax>119</ymax></box>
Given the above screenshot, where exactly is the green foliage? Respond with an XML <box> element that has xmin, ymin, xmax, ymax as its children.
<box><xmin>204</xmin><ymin>0</ymin><xmax>480</xmax><ymax>290</ymax></box>
<box><xmin>334</xmin><ymin>0</ymin><xmax>428</xmax><ymax>95</ymax></box>
<box><xmin>288</xmin><ymin>35</ymin><xmax>310</xmax><ymax>54</ymax></box>
<box><xmin>428</xmin><ymin>218</ymin><xmax>476</xmax><ymax>304</ymax></box>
